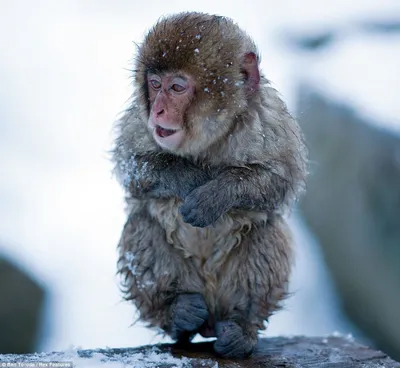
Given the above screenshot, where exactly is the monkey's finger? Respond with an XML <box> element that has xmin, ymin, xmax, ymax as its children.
<box><xmin>180</xmin><ymin>206</ymin><xmax>206</xmax><ymax>227</ymax></box>
<box><xmin>179</xmin><ymin>201</ymin><xmax>193</xmax><ymax>218</ymax></box>
<box><xmin>174</xmin><ymin>305</ymin><xmax>209</xmax><ymax>324</ymax></box>
<box><xmin>174</xmin><ymin>313</ymin><xmax>206</xmax><ymax>330</ymax></box>
<box><xmin>215</xmin><ymin>320</ymin><xmax>242</xmax><ymax>337</ymax></box>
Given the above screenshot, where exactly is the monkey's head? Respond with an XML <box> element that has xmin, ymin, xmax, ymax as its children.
<box><xmin>134</xmin><ymin>12</ymin><xmax>261</xmax><ymax>155</ymax></box>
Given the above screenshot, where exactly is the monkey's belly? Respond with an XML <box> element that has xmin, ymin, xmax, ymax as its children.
<box><xmin>148</xmin><ymin>197</ymin><xmax>270</xmax><ymax>304</ymax></box>
<box><xmin>148</xmin><ymin>198</ymin><xmax>266</xmax><ymax>259</ymax></box>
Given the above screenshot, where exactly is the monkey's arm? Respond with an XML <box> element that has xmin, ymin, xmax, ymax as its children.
<box><xmin>122</xmin><ymin>152</ymin><xmax>211</xmax><ymax>200</ymax></box>
<box><xmin>180</xmin><ymin>163</ymin><xmax>292</xmax><ymax>227</ymax></box>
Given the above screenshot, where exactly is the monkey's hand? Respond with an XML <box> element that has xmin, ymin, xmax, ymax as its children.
<box><xmin>180</xmin><ymin>180</ymin><xmax>232</xmax><ymax>228</ymax></box>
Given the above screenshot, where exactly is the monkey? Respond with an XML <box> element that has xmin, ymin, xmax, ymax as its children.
<box><xmin>112</xmin><ymin>12</ymin><xmax>307</xmax><ymax>359</ymax></box>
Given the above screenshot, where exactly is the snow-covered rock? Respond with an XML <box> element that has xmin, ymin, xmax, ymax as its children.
<box><xmin>1</xmin><ymin>336</ymin><xmax>398</xmax><ymax>368</ymax></box>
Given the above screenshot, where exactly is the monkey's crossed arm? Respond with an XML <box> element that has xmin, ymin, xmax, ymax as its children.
<box><xmin>127</xmin><ymin>151</ymin><xmax>211</xmax><ymax>201</ymax></box>
<box><xmin>128</xmin><ymin>152</ymin><xmax>289</xmax><ymax>228</ymax></box>
<box><xmin>180</xmin><ymin>164</ymin><xmax>290</xmax><ymax>228</ymax></box>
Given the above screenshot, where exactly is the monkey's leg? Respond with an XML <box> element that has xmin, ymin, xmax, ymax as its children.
<box><xmin>117</xmin><ymin>207</ymin><xmax>209</xmax><ymax>343</ymax></box>
<box><xmin>213</xmin><ymin>215</ymin><xmax>292</xmax><ymax>358</ymax></box>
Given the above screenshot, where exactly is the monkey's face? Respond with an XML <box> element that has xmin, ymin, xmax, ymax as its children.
<box><xmin>147</xmin><ymin>72</ymin><xmax>195</xmax><ymax>151</ymax></box>
<box><xmin>136</xmin><ymin>13</ymin><xmax>261</xmax><ymax>155</ymax></box>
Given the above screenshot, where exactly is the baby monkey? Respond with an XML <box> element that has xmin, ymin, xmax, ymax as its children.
<box><xmin>113</xmin><ymin>12</ymin><xmax>307</xmax><ymax>358</ymax></box>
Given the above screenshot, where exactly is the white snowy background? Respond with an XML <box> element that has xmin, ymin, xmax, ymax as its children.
<box><xmin>0</xmin><ymin>0</ymin><xmax>399</xmax><ymax>353</ymax></box>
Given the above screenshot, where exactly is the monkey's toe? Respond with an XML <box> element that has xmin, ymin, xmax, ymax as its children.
<box><xmin>171</xmin><ymin>293</ymin><xmax>209</xmax><ymax>340</ymax></box>
<box><xmin>214</xmin><ymin>321</ymin><xmax>256</xmax><ymax>359</ymax></box>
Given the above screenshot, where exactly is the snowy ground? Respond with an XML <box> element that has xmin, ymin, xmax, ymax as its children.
<box><xmin>1</xmin><ymin>0</ymin><xmax>398</xmax><ymax>353</ymax></box>
<box><xmin>0</xmin><ymin>335</ymin><xmax>367</xmax><ymax>368</ymax></box>
<box><xmin>0</xmin><ymin>346</ymin><xmax>207</xmax><ymax>368</ymax></box>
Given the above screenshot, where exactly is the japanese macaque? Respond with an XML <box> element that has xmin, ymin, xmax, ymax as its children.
<box><xmin>113</xmin><ymin>12</ymin><xmax>307</xmax><ymax>359</ymax></box>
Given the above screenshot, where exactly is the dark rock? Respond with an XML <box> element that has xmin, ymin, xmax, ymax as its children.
<box><xmin>296</xmin><ymin>84</ymin><xmax>400</xmax><ymax>361</ymax></box>
<box><xmin>0</xmin><ymin>256</ymin><xmax>45</xmax><ymax>353</ymax></box>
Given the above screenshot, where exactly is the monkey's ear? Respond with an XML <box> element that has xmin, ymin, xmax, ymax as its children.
<box><xmin>242</xmin><ymin>52</ymin><xmax>260</xmax><ymax>96</ymax></box>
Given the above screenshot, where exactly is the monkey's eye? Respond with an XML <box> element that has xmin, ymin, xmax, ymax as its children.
<box><xmin>150</xmin><ymin>80</ymin><xmax>162</xmax><ymax>89</ymax></box>
<box><xmin>171</xmin><ymin>84</ymin><xmax>185</xmax><ymax>93</ymax></box>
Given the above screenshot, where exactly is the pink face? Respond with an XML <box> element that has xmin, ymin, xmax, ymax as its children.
<box><xmin>147</xmin><ymin>73</ymin><xmax>195</xmax><ymax>151</ymax></box>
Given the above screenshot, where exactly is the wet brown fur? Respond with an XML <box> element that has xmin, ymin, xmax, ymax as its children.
<box><xmin>113</xmin><ymin>12</ymin><xmax>307</xmax><ymax>356</ymax></box>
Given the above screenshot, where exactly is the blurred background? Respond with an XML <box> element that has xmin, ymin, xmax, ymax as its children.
<box><xmin>0</xmin><ymin>0</ymin><xmax>399</xmax><ymax>361</ymax></box>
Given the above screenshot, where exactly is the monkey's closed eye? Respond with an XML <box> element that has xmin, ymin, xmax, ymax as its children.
<box><xmin>150</xmin><ymin>80</ymin><xmax>162</xmax><ymax>89</ymax></box>
<box><xmin>171</xmin><ymin>84</ymin><xmax>185</xmax><ymax>93</ymax></box>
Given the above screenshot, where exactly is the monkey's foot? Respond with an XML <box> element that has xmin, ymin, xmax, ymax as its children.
<box><xmin>214</xmin><ymin>321</ymin><xmax>256</xmax><ymax>359</ymax></box>
<box><xmin>171</xmin><ymin>293</ymin><xmax>209</xmax><ymax>342</ymax></box>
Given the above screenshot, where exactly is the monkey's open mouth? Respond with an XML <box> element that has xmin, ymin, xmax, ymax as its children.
<box><xmin>155</xmin><ymin>125</ymin><xmax>178</xmax><ymax>138</ymax></box>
